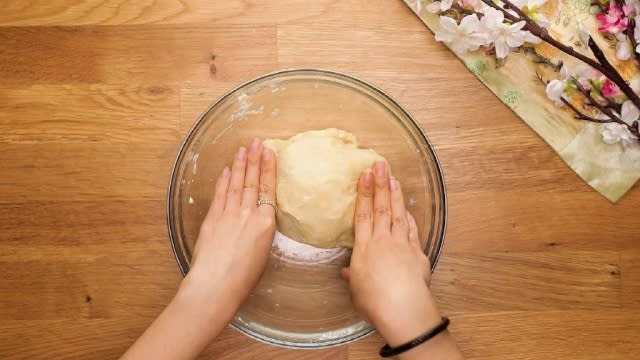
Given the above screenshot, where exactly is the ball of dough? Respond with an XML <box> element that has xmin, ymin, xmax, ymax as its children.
<box><xmin>263</xmin><ymin>128</ymin><xmax>384</xmax><ymax>248</ymax></box>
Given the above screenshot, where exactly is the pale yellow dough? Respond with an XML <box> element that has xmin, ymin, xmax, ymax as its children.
<box><xmin>264</xmin><ymin>128</ymin><xmax>384</xmax><ymax>248</ymax></box>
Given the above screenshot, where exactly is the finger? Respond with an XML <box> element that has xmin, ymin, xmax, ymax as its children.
<box><xmin>340</xmin><ymin>267</ymin><xmax>350</xmax><ymax>283</ymax></box>
<box><xmin>258</xmin><ymin>147</ymin><xmax>277</xmax><ymax>216</ymax></box>
<box><xmin>354</xmin><ymin>170</ymin><xmax>374</xmax><ymax>245</ymax></box>
<box><xmin>407</xmin><ymin>212</ymin><xmax>422</xmax><ymax>249</ymax></box>
<box><xmin>207</xmin><ymin>166</ymin><xmax>231</xmax><ymax>221</ymax></box>
<box><xmin>389</xmin><ymin>176</ymin><xmax>409</xmax><ymax>241</ymax></box>
<box><xmin>241</xmin><ymin>138</ymin><xmax>263</xmax><ymax>208</ymax></box>
<box><xmin>226</xmin><ymin>146</ymin><xmax>248</xmax><ymax>209</ymax></box>
<box><xmin>372</xmin><ymin>161</ymin><xmax>391</xmax><ymax>236</ymax></box>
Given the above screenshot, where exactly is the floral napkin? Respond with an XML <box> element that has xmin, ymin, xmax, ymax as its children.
<box><xmin>404</xmin><ymin>0</ymin><xmax>640</xmax><ymax>202</ymax></box>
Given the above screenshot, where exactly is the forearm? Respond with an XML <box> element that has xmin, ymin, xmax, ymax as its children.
<box><xmin>121</xmin><ymin>277</ymin><xmax>237</xmax><ymax>360</ymax></box>
<box><xmin>376</xmin><ymin>290</ymin><xmax>464</xmax><ymax>360</ymax></box>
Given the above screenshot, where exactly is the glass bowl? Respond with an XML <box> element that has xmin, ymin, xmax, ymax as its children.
<box><xmin>167</xmin><ymin>69</ymin><xmax>447</xmax><ymax>348</ymax></box>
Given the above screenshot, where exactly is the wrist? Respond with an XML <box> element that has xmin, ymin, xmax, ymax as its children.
<box><xmin>375</xmin><ymin>289</ymin><xmax>441</xmax><ymax>347</ymax></box>
<box><xmin>176</xmin><ymin>269</ymin><xmax>241</xmax><ymax>323</ymax></box>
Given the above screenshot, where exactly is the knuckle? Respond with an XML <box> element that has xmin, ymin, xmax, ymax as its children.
<box><xmin>244</xmin><ymin>182</ymin><xmax>259</xmax><ymax>192</ymax></box>
<box><xmin>359</xmin><ymin>189</ymin><xmax>374</xmax><ymax>198</ymax></box>
<box><xmin>355</xmin><ymin>211</ymin><xmax>372</xmax><ymax>223</ymax></box>
<box><xmin>259</xmin><ymin>183</ymin><xmax>273</xmax><ymax>195</ymax></box>
<box><xmin>228</xmin><ymin>186</ymin><xmax>243</xmax><ymax>195</ymax></box>
<box><xmin>374</xmin><ymin>207</ymin><xmax>390</xmax><ymax>218</ymax></box>
<box><xmin>392</xmin><ymin>215</ymin><xmax>407</xmax><ymax>227</ymax></box>
<box><xmin>375</xmin><ymin>179</ymin><xmax>388</xmax><ymax>189</ymax></box>
<box><xmin>260</xmin><ymin>165</ymin><xmax>275</xmax><ymax>174</ymax></box>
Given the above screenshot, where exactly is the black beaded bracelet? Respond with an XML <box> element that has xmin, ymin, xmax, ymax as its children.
<box><xmin>379</xmin><ymin>317</ymin><xmax>450</xmax><ymax>358</ymax></box>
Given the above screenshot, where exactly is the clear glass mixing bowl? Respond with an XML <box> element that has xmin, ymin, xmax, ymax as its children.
<box><xmin>167</xmin><ymin>69</ymin><xmax>447</xmax><ymax>348</ymax></box>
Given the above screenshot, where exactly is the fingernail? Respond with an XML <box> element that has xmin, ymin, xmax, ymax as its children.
<box><xmin>374</xmin><ymin>161</ymin><xmax>386</xmax><ymax>177</ymax></box>
<box><xmin>236</xmin><ymin>147</ymin><xmax>247</xmax><ymax>160</ymax></box>
<box><xmin>363</xmin><ymin>171</ymin><xmax>373</xmax><ymax>187</ymax></box>
<box><xmin>390</xmin><ymin>177</ymin><xmax>399</xmax><ymax>191</ymax></box>
<box><xmin>222</xmin><ymin>166</ymin><xmax>230</xmax><ymax>177</ymax></box>
<box><xmin>262</xmin><ymin>148</ymin><xmax>273</xmax><ymax>160</ymax></box>
<box><xmin>250</xmin><ymin>137</ymin><xmax>261</xmax><ymax>152</ymax></box>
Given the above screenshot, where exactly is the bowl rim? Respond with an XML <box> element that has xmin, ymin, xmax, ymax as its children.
<box><xmin>166</xmin><ymin>67</ymin><xmax>448</xmax><ymax>349</ymax></box>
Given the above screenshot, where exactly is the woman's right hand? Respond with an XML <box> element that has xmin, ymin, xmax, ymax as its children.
<box><xmin>342</xmin><ymin>160</ymin><xmax>442</xmax><ymax>348</ymax></box>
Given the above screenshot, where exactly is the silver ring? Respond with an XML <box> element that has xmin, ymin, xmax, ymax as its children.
<box><xmin>257</xmin><ymin>198</ymin><xmax>278</xmax><ymax>214</ymax></box>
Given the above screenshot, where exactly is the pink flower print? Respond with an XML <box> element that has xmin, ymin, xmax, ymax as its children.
<box><xmin>601</xmin><ymin>78</ymin><xmax>621</xmax><ymax>98</ymax></box>
<box><xmin>596</xmin><ymin>3</ymin><xmax>629</xmax><ymax>34</ymax></box>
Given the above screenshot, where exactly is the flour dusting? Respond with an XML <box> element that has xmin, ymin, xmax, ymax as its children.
<box><xmin>271</xmin><ymin>231</ymin><xmax>347</xmax><ymax>264</ymax></box>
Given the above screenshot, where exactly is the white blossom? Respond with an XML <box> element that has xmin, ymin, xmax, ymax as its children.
<box><xmin>597</xmin><ymin>101</ymin><xmax>639</xmax><ymax>147</ymax></box>
<box><xmin>427</xmin><ymin>0</ymin><xmax>488</xmax><ymax>13</ymax></box>
<box><xmin>601</xmin><ymin>123</ymin><xmax>638</xmax><ymax>146</ymax></box>
<box><xmin>545</xmin><ymin>79</ymin><xmax>566</xmax><ymax>106</ymax></box>
<box><xmin>577</xmin><ymin>23</ymin><xmax>591</xmax><ymax>47</ymax></box>
<box><xmin>558</xmin><ymin>64</ymin><xmax>595</xmax><ymax>91</ymax></box>
<box><xmin>427</xmin><ymin>0</ymin><xmax>453</xmax><ymax>13</ymax></box>
<box><xmin>615</xmin><ymin>33</ymin><xmax>633</xmax><ymax>60</ymax></box>
<box><xmin>620</xmin><ymin>100</ymin><xmax>640</xmax><ymax>125</ymax></box>
<box><xmin>511</xmin><ymin>0</ymin><xmax>546</xmax><ymax>8</ymax></box>
<box><xmin>562</xmin><ymin>64</ymin><xmax>595</xmax><ymax>80</ymax></box>
<box><xmin>435</xmin><ymin>15</ymin><xmax>489</xmax><ymax>56</ymax></box>
<box><xmin>461</xmin><ymin>0</ymin><xmax>490</xmax><ymax>11</ymax></box>
<box><xmin>533</xmin><ymin>13</ymin><xmax>551</xmax><ymax>29</ymax></box>
<box><xmin>480</xmin><ymin>7</ymin><xmax>541</xmax><ymax>59</ymax></box>
<box><xmin>511</xmin><ymin>0</ymin><xmax>550</xmax><ymax>28</ymax></box>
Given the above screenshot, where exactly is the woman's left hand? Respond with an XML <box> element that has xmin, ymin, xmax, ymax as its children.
<box><xmin>181</xmin><ymin>138</ymin><xmax>278</xmax><ymax>317</ymax></box>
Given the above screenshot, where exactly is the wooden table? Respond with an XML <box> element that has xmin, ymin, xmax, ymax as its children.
<box><xmin>1</xmin><ymin>1</ymin><xmax>638</xmax><ymax>359</ymax></box>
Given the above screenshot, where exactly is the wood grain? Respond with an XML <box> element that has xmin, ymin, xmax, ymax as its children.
<box><xmin>0</xmin><ymin>84</ymin><xmax>180</xmax><ymax>144</ymax></box>
<box><xmin>432</xmin><ymin>252</ymin><xmax>622</xmax><ymax>313</ymax></box>
<box><xmin>0</xmin><ymin>0</ymin><xmax>638</xmax><ymax>359</ymax></box>
<box><xmin>622</xmin><ymin>250</ymin><xmax>640</xmax><ymax>309</ymax></box>
<box><xmin>0</xmin><ymin>25</ymin><xmax>276</xmax><ymax>85</ymax></box>
<box><xmin>350</xmin><ymin>311</ymin><xmax>640</xmax><ymax>360</ymax></box>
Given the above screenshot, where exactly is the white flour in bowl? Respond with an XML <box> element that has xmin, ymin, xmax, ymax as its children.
<box><xmin>271</xmin><ymin>231</ymin><xmax>347</xmax><ymax>265</ymax></box>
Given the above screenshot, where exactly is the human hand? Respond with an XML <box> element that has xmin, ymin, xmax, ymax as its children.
<box><xmin>121</xmin><ymin>139</ymin><xmax>277</xmax><ymax>360</ymax></box>
<box><xmin>181</xmin><ymin>138</ymin><xmax>277</xmax><ymax>317</ymax></box>
<box><xmin>342</xmin><ymin>161</ymin><xmax>440</xmax><ymax>347</ymax></box>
